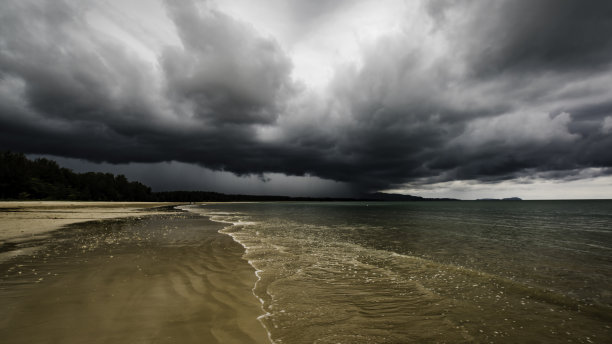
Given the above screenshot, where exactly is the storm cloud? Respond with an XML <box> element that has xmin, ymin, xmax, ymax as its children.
<box><xmin>1</xmin><ymin>0</ymin><xmax>611</xmax><ymax>195</ymax></box>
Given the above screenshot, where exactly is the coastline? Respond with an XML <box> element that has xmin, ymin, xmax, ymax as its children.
<box><xmin>0</xmin><ymin>202</ymin><xmax>270</xmax><ymax>344</ymax></box>
<box><xmin>0</xmin><ymin>201</ymin><xmax>183</xmax><ymax>242</ymax></box>
<box><xmin>175</xmin><ymin>201</ymin><xmax>612</xmax><ymax>343</ymax></box>
<box><xmin>179</xmin><ymin>204</ymin><xmax>274</xmax><ymax>343</ymax></box>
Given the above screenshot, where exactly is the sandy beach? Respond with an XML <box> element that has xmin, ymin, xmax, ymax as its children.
<box><xmin>0</xmin><ymin>202</ymin><xmax>269</xmax><ymax>344</ymax></box>
<box><xmin>0</xmin><ymin>201</ymin><xmax>182</xmax><ymax>242</ymax></box>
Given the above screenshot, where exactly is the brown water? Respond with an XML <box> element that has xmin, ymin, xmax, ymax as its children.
<box><xmin>0</xmin><ymin>213</ymin><xmax>269</xmax><ymax>344</ymax></box>
<box><xmin>188</xmin><ymin>201</ymin><xmax>612</xmax><ymax>343</ymax></box>
<box><xmin>3</xmin><ymin>202</ymin><xmax>611</xmax><ymax>344</ymax></box>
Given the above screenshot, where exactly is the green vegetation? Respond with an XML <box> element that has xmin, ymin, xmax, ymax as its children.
<box><xmin>0</xmin><ymin>151</ymin><xmax>153</xmax><ymax>201</ymax></box>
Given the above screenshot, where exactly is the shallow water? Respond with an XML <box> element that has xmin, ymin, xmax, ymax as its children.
<box><xmin>188</xmin><ymin>201</ymin><xmax>612</xmax><ymax>343</ymax></box>
<box><xmin>0</xmin><ymin>213</ymin><xmax>269</xmax><ymax>344</ymax></box>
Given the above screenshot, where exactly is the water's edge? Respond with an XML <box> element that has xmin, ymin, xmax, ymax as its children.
<box><xmin>178</xmin><ymin>202</ymin><xmax>612</xmax><ymax>343</ymax></box>
<box><xmin>178</xmin><ymin>205</ymin><xmax>275</xmax><ymax>344</ymax></box>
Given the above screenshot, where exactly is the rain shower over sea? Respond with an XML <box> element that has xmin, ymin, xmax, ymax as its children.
<box><xmin>187</xmin><ymin>200</ymin><xmax>612</xmax><ymax>343</ymax></box>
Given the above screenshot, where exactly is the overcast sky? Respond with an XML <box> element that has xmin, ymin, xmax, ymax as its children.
<box><xmin>2</xmin><ymin>0</ymin><xmax>612</xmax><ymax>199</ymax></box>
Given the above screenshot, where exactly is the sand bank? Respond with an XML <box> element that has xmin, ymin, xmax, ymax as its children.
<box><xmin>0</xmin><ymin>211</ymin><xmax>270</xmax><ymax>343</ymax></box>
<box><xmin>0</xmin><ymin>201</ymin><xmax>181</xmax><ymax>242</ymax></box>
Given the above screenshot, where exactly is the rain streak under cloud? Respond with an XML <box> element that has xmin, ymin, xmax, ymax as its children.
<box><xmin>1</xmin><ymin>0</ymin><xmax>612</xmax><ymax>198</ymax></box>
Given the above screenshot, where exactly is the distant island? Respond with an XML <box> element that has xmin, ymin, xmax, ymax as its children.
<box><xmin>476</xmin><ymin>197</ymin><xmax>522</xmax><ymax>201</ymax></box>
<box><xmin>365</xmin><ymin>192</ymin><xmax>459</xmax><ymax>202</ymax></box>
<box><xmin>1</xmin><ymin>151</ymin><xmax>457</xmax><ymax>202</ymax></box>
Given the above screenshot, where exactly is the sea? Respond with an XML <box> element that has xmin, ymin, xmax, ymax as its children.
<box><xmin>186</xmin><ymin>200</ymin><xmax>612</xmax><ymax>344</ymax></box>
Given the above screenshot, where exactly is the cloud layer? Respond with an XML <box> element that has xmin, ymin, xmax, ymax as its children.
<box><xmin>1</xmin><ymin>0</ymin><xmax>611</xmax><ymax>194</ymax></box>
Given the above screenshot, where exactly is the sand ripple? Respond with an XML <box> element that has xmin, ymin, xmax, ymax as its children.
<box><xmin>0</xmin><ymin>213</ymin><xmax>269</xmax><ymax>344</ymax></box>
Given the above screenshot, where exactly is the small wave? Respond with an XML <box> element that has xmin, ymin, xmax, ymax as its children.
<box><xmin>181</xmin><ymin>205</ymin><xmax>275</xmax><ymax>344</ymax></box>
<box><xmin>179</xmin><ymin>203</ymin><xmax>612</xmax><ymax>343</ymax></box>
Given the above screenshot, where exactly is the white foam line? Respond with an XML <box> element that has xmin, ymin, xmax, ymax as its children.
<box><xmin>180</xmin><ymin>205</ymin><xmax>276</xmax><ymax>344</ymax></box>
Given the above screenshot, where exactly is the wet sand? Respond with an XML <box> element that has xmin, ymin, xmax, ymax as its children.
<box><xmin>0</xmin><ymin>201</ymin><xmax>180</xmax><ymax>243</ymax></box>
<box><xmin>0</xmin><ymin>205</ymin><xmax>270</xmax><ymax>343</ymax></box>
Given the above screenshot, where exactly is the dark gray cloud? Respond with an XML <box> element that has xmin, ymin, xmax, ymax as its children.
<box><xmin>1</xmin><ymin>0</ymin><xmax>611</xmax><ymax>195</ymax></box>
<box><xmin>304</xmin><ymin>0</ymin><xmax>612</xmax><ymax>190</ymax></box>
<box><xmin>26</xmin><ymin>154</ymin><xmax>354</xmax><ymax>197</ymax></box>
<box><xmin>428</xmin><ymin>0</ymin><xmax>612</xmax><ymax>75</ymax></box>
<box><xmin>162</xmin><ymin>0</ymin><xmax>294</xmax><ymax>125</ymax></box>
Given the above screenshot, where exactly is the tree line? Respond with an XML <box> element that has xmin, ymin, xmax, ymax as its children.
<box><xmin>0</xmin><ymin>151</ymin><xmax>360</xmax><ymax>202</ymax></box>
<box><xmin>1</xmin><ymin>151</ymin><xmax>153</xmax><ymax>201</ymax></box>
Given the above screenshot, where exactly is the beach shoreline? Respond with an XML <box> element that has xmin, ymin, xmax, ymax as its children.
<box><xmin>0</xmin><ymin>201</ymin><xmax>183</xmax><ymax>243</ymax></box>
<box><xmin>179</xmin><ymin>204</ymin><xmax>275</xmax><ymax>343</ymax></box>
<box><xmin>0</xmin><ymin>202</ymin><xmax>270</xmax><ymax>344</ymax></box>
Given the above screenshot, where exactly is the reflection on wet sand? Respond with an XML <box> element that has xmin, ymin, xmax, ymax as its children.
<box><xmin>1</xmin><ymin>213</ymin><xmax>269</xmax><ymax>344</ymax></box>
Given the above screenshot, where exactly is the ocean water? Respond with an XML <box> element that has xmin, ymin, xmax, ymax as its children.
<box><xmin>187</xmin><ymin>201</ymin><xmax>612</xmax><ymax>344</ymax></box>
